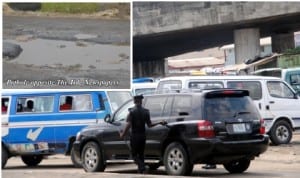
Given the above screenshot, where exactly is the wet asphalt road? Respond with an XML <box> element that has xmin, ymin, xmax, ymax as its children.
<box><xmin>3</xmin><ymin>15</ymin><xmax>130</xmax><ymax>89</ymax></box>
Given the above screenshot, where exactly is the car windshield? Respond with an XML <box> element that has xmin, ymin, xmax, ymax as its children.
<box><xmin>107</xmin><ymin>91</ymin><xmax>132</xmax><ymax>113</ymax></box>
<box><xmin>113</xmin><ymin>100</ymin><xmax>134</xmax><ymax>122</ymax></box>
<box><xmin>204</xmin><ymin>96</ymin><xmax>260</xmax><ymax>121</ymax></box>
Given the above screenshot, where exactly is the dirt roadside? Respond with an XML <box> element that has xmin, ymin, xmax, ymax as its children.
<box><xmin>3</xmin><ymin>3</ymin><xmax>130</xmax><ymax>20</ymax></box>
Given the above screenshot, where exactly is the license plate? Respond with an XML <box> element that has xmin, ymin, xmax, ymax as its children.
<box><xmin>232</xmin><ymin>123</ymin><xmax>246</xmax><ymax>133</ymax></box>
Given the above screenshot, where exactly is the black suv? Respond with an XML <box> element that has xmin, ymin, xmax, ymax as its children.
<box><xmin>73</xmin><ymin>89</ymin><xmax>269</xmax><ymax>175</ymax></box>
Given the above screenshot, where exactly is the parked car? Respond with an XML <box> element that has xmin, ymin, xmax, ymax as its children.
<box><xmin>157</xmin><ymin>75</ymin><xmax>300</xmax><ymax>145</ymax></box>
<box><xmin>73</xmin><ymin>89</ymin><xmax>269</xmax><ymax>175</ymax></box>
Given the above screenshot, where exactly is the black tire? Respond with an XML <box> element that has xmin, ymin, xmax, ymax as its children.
<box><xmin>71</xmin><ymin>148</ymin><xmax>82</xmax><ymax>168</ymax></box>
<box><xmin>21</xmin><ymin>155</ymin><xmax>43</xmax><ymax>167</ymax></box>
<box><xmin>81</xmin><ymin>142</ymin><xmax>105</xmax><ymax>172</ymax></box>
<box><xmin>2</xmin><ymin>147</ymin><xmax>8</xmax><ymax>169</ymax></box>
<box><xmin>147</xmin><ymin>163</ymin><xmax>161</xmax><ymax>170</ymax></box>
<box><xmin>163</xmin><ymin>142</ymin><xmax>192</xmax><ymax>176</ymax></box>
<box><xmin>269</xmin><ymin>120</ymin><xmax>293</xmax><ymax>145</ymax></box>
<box><xmin>186</xmin><ymin>164</ymin><xmax>194</xmax><ymax>175</ymax></box>
<box><xmin>223</xmin><ymin>159</ymin><xmax>251</xmax><ymax>173</ymax></box>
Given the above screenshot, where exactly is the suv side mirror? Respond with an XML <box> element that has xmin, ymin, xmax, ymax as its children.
<box><xmin>104</xmin><ymin>114</ymin><xmax>111</xmax><ymax>123</ymax></box>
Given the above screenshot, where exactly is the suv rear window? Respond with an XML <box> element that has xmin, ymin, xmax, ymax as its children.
<box><xmin>204</xmin><ymin>96</ymin><xmax>260</xmax><ymax>121</ymax></box>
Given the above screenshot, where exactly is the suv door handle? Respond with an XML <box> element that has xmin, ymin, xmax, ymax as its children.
<box><xmin>269</xmin><ymin>101</ymin><xmax>275</xmax><ymax>104</ymax></box>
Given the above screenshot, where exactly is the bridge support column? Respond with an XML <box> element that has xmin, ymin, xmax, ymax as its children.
<box><xmin>133</xmin><ymin>60</ymin><xmax>165</xmax><ymax>78</ymax></box>
<box><xmin>271</xmin><ymin>32</ymin><xmax>295</xmax><ymax>53</ymax></box>
<box><xmin>234</xmin><ymin>28</ymin><xmax>261</xmax><ymax>65</ymax></box>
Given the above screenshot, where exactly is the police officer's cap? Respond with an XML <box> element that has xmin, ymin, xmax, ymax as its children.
<box><xmin>133</xmin><ymin>95</ymin><xmax>144</xmax><ymax>100</ymax></box>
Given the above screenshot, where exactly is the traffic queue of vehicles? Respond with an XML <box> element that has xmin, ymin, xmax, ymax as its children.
<box><xmin>1</xmin><ymin>91</ymin><xmax>132</xmax><ymax>168</ymax></box>
<box><xmin>1</xmin><ymin>74</ymin><xmax>300</xmax><ymax>175</ymax></box>
<box><xmin>157</xmin><ymin>75</ymin><xmax>300</xmax><ymax>145</ymax></box>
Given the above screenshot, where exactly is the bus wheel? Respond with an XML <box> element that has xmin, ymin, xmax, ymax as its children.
<box><xmin>2</xmin><ymin>147</ymin><xmax>8</xmax><ymax>168</ymax></box>
<box><xmin>71</xmin><ymin>148</ymin><xmax>82</xmax><ymax>168</ymax></box>
<box><xmin>21</xmin><ymin>155</ymin><xmax>43</xmax><ymax>166</ymax></box>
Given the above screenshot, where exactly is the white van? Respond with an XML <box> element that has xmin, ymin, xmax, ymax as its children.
<box><xmin>252</xmin><ymin>67</ymin><xmax>300</xmax><ymax>95</ymax></box>
<box><xmin>157</xmin><ymin>75</ymin><xmax>300</xmax><ymax>145</ymax></box>
<box><xmin>132</xmin><ymin>82</ymin><xmax>158</xmax><ymax>96</ymax></box>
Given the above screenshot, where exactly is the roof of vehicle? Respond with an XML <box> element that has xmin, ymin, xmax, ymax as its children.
<box><xmin>146</xmin><ymin>89</ymin><xmax>249</xmax><ymax>97</ymax></box>
<box><xmin>132</xmin><ymin>82</ymin><xmax>158</xmax><ymax>89</ymax></box>
<box><xmin>1</xmin><ymin>90</ymin><xmax>114</xmax><ymax>96</ymax></box>
<box><xmin>252</xmin><ymin>67</ymin><xmax>300</xmax><ymax>73</ymax></box>
<box><xmin>133</xmin><ymin>77</ymin><xmax>155</xmax><ymax>83</ymax></box>
<box><xmin>282</xmin><ymin>67</ymin><xmax>300</xmax><ymax>72</ymax></box>
<box><xmin>158</xmin><ymin>75</ymin><xmax>282</xmax><ymax>82</ymax></box>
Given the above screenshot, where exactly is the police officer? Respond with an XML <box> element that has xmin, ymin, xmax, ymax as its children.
<box><xmin>120</xmin><ymin>95</ymin><xmax>166</xmax><ymax>174</ymax></box>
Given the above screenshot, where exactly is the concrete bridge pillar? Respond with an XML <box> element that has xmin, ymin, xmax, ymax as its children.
<box><xmin>234</xmin><ymin>28</ymin><xmax>261</xmax><ymax>65</ymax></box>
<box><xmin>133</xmin><ymin>60</ymin><xmax>165</xmax><ymax>78</ymax></box>
<box><xmin>271</xmin><ymin>32</ymin><xmax>295</xmax><ymax>53</ymax></box>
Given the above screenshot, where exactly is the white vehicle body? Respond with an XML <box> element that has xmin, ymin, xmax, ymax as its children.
<box><xmin>132</xmin><ymin>82</ymin><xmax>158</xmax><ymax>96</ymax></box>
<box><xmin>157</xmin><ymin>75</ymin><xmax>300</xmax><ymax>145</ymax></box>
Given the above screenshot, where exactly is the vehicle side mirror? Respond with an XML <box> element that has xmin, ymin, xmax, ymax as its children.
<box><xmin>104</xmin><ymin>114</ymin><xmax>111</xmax><ymax>123</ymax></box>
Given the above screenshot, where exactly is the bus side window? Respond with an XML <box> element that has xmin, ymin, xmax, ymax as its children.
<box><xmin>60</xmin><ymin>96</ymin><xmax>73</xmax><ymax>111</ymax></box>
<box><xmin>60</xmin><ymin>94</ymin><xmax>92</xmax><ymax>112</ymax></box>
<box><xmin>73</xmin><ymin>95</ymin><xmax>92</xmax><ymax>111</ymax></box>
<box><xmin>2</xmin><ymin>98</ymin><xmax>9</xmax><ymax>114</ymax></box>
<box><xmin>16</xmin><ymin>96</ymin><xmax>54</xmax><ymax>113</ymax></box>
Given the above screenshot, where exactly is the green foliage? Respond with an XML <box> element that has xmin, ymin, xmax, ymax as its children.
<box><xmin>41</xmin><ymin>3</ymin><xmax>99</xmax><ymax>14</ymax></box>
<box><xmin>284</xmin><ymin>47</ymin><xmax>300</xmax><ymax>55</ymax></box>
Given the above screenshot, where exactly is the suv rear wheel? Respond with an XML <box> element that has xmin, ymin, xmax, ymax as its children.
<box><xmin>223</xmin><ymin>159</ymin><xmax>251</xmax><ymax>173</ymax></box>
<box><xmin>163</xmin><ymin>142</ymin><xmax>193</xmax><ymax>176</ymax></box>
<box><xmin>82</xmin><ymin>141</ymin><xmax>105</xmax><ymax>172</ymax></box>
<box><xmin>270</xmin><ymin>120</ymin><xmax>292</xmax><ymax>145</ymax></box>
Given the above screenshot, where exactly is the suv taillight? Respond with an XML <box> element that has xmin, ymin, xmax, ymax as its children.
<box><xmin>198</xmin><ymin>120</ymin><xmax>215</xmax><ymax>138</ymax></box>
<box><xmin>260</xmin><ymin>119</ymin><xmax>265</xmax><ymax>134</ymax></box>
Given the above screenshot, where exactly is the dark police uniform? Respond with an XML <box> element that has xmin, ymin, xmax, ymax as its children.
<box><xmin>127</xmin><ymin>105</ymin><xmax>151</xmax><ymax>173</ymax></box>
